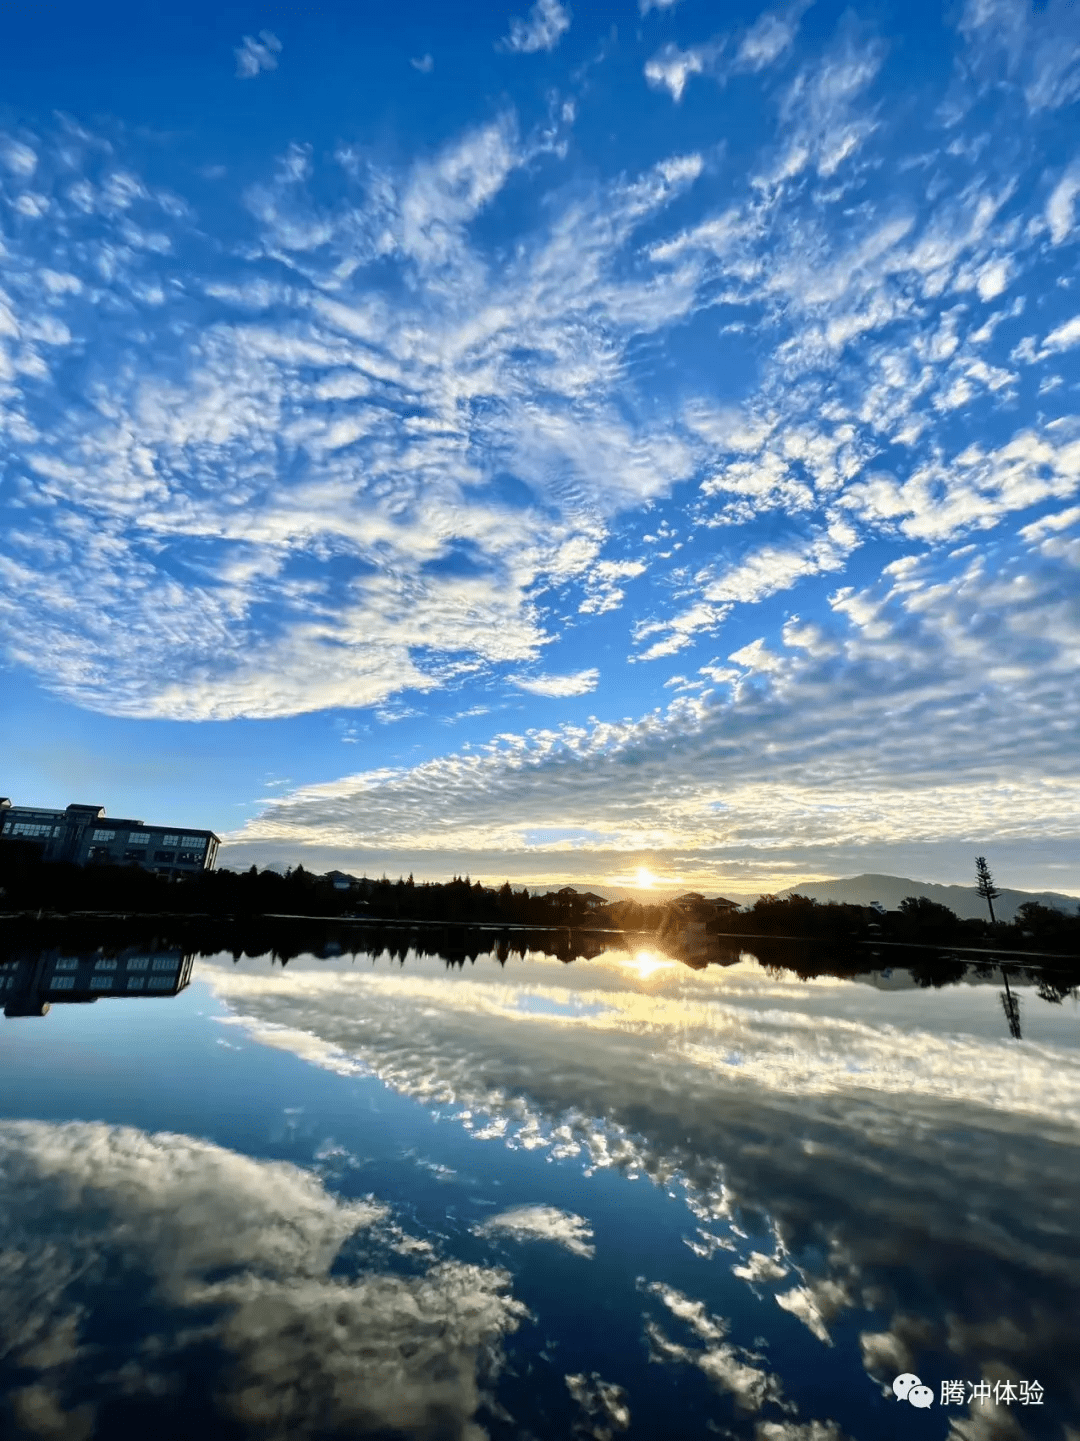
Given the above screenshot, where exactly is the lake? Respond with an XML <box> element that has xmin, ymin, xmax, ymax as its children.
<box><xmin>1</xmin><ymin>928</ymin><xmax>1078</xmax><ymax>1441</ymax></box>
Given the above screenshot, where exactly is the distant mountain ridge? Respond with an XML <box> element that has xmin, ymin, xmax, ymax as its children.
<box><xmin>777</xmin><ymin>873</ymin><xmax>1079</xmax><ymax>923</ymax></box>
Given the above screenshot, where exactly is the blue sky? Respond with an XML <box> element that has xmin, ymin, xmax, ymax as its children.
<box><xmin>1</xmin><ymin>0</ymin><xmax>1079</xmax><ymax>894</ymax></box>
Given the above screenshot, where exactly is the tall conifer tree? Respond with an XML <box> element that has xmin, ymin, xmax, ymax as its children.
<box><xmin>975</xmin><ymin>856</ymin><xmax>1000</xmax><ymax>924</ymax></box>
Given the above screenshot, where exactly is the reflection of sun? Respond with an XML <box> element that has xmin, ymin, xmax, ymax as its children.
<box><xmin>627</xmin><ymin>950</ymin><xmax>672</xmax><ymax>979</ymax></box>
<box><xmin>635</xmin><ymin>867</ymin><xmax>655</xmax><ymax>889</ymax></box>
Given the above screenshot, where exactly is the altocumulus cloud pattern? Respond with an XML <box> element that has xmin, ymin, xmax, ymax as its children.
<box><xmin>0</xmin><ymin>0</ymin><xmax>1078</xmax><ymax>875</ymax></box>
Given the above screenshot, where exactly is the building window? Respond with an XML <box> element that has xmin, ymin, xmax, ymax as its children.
<box><xmin>50</xmin><ymin>976</ymin><xmax>76</xmax><ymax>990</ymax></box>
<box><xmin>127</xmin><ymin>957</ymin><xmax>149</xmax><ymax>971</ymax></box>
<box><xmin>9</xmin><ymin>822</ymin><xmax>55</xmax><ymax>837</ymax></box>
<box><xmin>55</xmin><ymin>958</ymin><xmax>78</xmax><ymax>971</ymax></box>
<box><xmin>1</xmin><ymin>976</ymin><xmax>14</xmax><ymax>990</ymax></box>
<box><xmin>177</xmin><ymin>852</ymin><xmax>204</xmax><ymax>865</ymax></box>
<box><xmin>90</xmin><ymin>976</ymin><xmax>113</xmax><ymax>990</ymax></box>
<box><xmin>154</xmin><ymin>851</ymin><xmax>176</xmax><ymax>863</ymax></box>
<box><xmin>148</xmin><ymin>976</ymin><xmax>173</xmax><ymax>989</ymax></box>
<box><xmin>161</xmin><ymin>834</ymin><xmax>180</xmax><ymax>846</ymax></box>
<box><xmin>94</xmin><ymin>959</ymin><xmax>118</xmax><ymax>971</ymax></box>
<box><xmin>91</xmin><ymin>829</ymin><xmax>117</xmax><ymax>842</ymax></box>
<box><xmin>151</xmin><ymin>958</ymin><xmax>178</xmax><ymax>972</ymax></box>
<box><xmin>180</xmin><ymin>836</ymin><xmax>206</xmax><ymax>850</ymax></box>
<box><xmin>127</xmin><ymin>977</ymin><xmax>145</xmax><ymax>991</ymax></box>
<box><xmin>127</xmin><ymin>832</ymin><xmax>151</xmax><ymax>846</ymax></box>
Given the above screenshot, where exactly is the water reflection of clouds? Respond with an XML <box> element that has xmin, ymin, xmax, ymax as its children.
<box><xmin>0</xmin><ymin>1120</ymin><xmax>526</xmax><ymax>1441</ymax></box>
<box><xmin>756</xmin><ymin>1423</ymin><xmax>848</xmax><ymax>1441</ymax></box>
<box><xmin>641</xmin><ymin>1280</ymin><xmax>787</xmax><ymax>1415</ymax></box>
<box><xmin>565</xmin><ymin>1370</ymin><xmax>631</xmax><ymax>1437</ymax></box>
<box><xmin>197</xmin><ymin>950</ymin><xmax>1080</xmax><ymax>1422</ymax></box>
<box><xmin>474</xmin><ymin>1203</ymin><xmax>595</xmax><ymax>1258</ymax></box>
<box><xmin>205</xmin><ymin>955</ymin><xmax>1080</xmax><ymax>1119</ymax></box>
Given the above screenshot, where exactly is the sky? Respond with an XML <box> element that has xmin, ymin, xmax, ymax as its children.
<box><xmin>1</xmin><ymin>0</ymin><xmax>1079</xmax><ymax>896</ymax></box>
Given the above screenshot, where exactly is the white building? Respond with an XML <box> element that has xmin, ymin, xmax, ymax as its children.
<box><xmin>0</xmin><ymin>799</ymin><xmax>219</xmax><ymax>880</ymax></box>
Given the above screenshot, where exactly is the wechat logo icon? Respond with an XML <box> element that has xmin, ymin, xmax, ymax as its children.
<box><xmin>893</xmin><ymin>1374</ymin><xmax>934</xmax><ymax>1409</ymax></box>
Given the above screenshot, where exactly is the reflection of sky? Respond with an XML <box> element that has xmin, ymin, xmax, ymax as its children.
<box><xmin>2</xmin><ymin>946</ymin><xmax>1078</xmax><ymax>1439</ymax></box>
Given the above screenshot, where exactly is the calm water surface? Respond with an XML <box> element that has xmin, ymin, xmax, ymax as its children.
<box><xmin>2</xmin><ymin>938</ymin><xmax>1078</xmax><ymax>1441</ymax></box>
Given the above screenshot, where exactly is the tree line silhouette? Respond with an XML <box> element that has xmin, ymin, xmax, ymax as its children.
<box><xmin>1</xmin><ymin>839</ymin><xmax>1077</xmax><ymax>959</ymax></box>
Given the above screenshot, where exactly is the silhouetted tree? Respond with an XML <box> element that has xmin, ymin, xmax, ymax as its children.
<box><xmin>975</xmin><ymin>856</ymin><xmax>1000</xmax><ymax>923</ymax></box>
<box><xmin>894</xmin><ymin>895</ymin><xmax>961</xmax><ymax>941</ymax></box>
<box><xmin>1016</xmin><ymin>901</ymin><xmax>1073</xmax><ymax>940</ymax></box>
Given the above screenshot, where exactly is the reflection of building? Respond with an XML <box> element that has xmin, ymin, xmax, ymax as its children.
<box><xmin>1</xmin><ymin>949</ymin><xmax>194</xmax><ymax>1018</ymax></box>
<box><xmin>0</xmin><ymin>799</ymin><xmax>219</xmax><ymax>879</ymax></box>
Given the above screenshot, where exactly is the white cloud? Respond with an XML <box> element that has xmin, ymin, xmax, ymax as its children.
<box><xmin>396</xmin><ymin>115</ymin><xmax>523</xmax><ymax>264</ymax></box>
<box><xmin>1047</xmin><ymin>162</ymin><xmax>1080</xmax><ymax>244</ymax></box>
<box><xmin>645</xmin><ymin>42</ymin><xmax>719</xmax><ymax>102</ymax></box>
<box><xmin>0</xmin><ymin>125</ymin><xmax>704</xmax><ymax>719</ymax></box>
<box><xmin>235</xmin><ymin>30</ymin><xmax>282</xmax><ymax>79</ymax></box>
<box><xmin>1041</xmin><ymin>313</ymin><xmax>1080</xmax><ymax>355</ymax></box>
<box><xmin>579</xmin><ymin>558</ymin><xmax>647</xmax><ymax>615</ymax></box>
<box><xmin>644</xmin><ymin>4</ymin><xmax>809</xmax><ymax>103</ymax></box>
<box><xmin>231</xmin><ymin>519</ymin><xmax>1080</xmax><ymax>860</ymax></box>
<box><xmin>411</xmin><ymin>53</ymin><xmax>434</xmax><ymax>73</ymax></box>
<box><xmin>768</xmin><ymin>36</ymin><xmax>883</xmax><ymax>183</ymax></box>
<box><xmin>474</xmin><ymin>1203</ymin><xmax>595</xmax><ymax>1256</ymax></box>
<box><xmin>510</xmin><ymin>668</ymin><xmax>600</xmax><ymax>696</ymax></box>
<box><xmin>0</xmin><ymin>137</ymin><xmax>37</xmax><ymax>176</ymax></box>
<box><xmin>499</xmin><ymin>0</ymin><xmax>571</xmax><ymax>54</ymax></box>
<box><xmin>638</xmin><ymin>526</ymin><xmax>857</xmax><ymax>656</ymax></box>
<box><xmin>975</xmin><ymin>257</ymin><xmax>1009</xmax><ymax>300</ymax></box>
<box><xmin>1019</xmin><ymin>503</ymin><xmax>1080</xmax><ymax>541</ymax></box>
<box><xmin>736</xmin><ymin>3</ymin><xmax>810</xmax><ymax>73</ymax></box>
<box><xmin>1</xmin><ymin>44</ymin><xmax>1078</xmax><ymax>764</ymax></box>
<box><xmin>957</xmin><ymin>0</ymin><xmax>1080</xmax><ymax>113</ymax></box>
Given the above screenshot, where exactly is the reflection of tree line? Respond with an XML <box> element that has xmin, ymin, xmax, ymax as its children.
<box><xmin>0</xmin><ymin>915</ymin><xmax>616</xmax><ymax>972</ymax></box>
<box><xmin>4</xmin><ymin>910</ymin><xmax>1073</xmax><ymax>1039</ymax></box>
<box><xmin>4</xmin><ymin>911</ymin><xmax>1077</xmax><ymax>991</ymax></box>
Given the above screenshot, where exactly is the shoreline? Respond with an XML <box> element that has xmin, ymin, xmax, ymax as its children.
<box><xmin>2</xmin><ymin>909</ymin><xmax>1077</xmax><ymax>965</ymax></box>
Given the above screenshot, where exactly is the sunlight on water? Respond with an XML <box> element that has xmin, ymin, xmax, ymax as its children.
<box><xmin>626</xmin><ymin>948</ymin><xmax>674</xmax><ymax>979</ymax></box>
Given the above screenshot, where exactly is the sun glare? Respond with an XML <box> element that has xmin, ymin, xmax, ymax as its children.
<box><xmin>627</xmin><ymin>950</ymin><xmax>672</xmax><ymax>979</ymax></box>
<box><xmin>635</xmin><ymin>867</ymin><xmax>655</xmax><ymax>889</ymax></box>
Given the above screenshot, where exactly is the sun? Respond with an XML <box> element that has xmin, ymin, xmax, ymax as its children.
<box><xmin>635</xmin><ymin>867</ymin><xmax>655</xmax><ymax>890</ymax></box>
